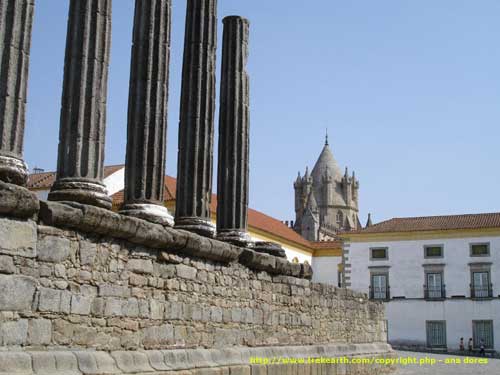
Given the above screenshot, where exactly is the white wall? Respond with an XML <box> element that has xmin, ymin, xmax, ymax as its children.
<box><xmin>348</xmin><ymin>235</ymin><xmax>500</xmax><ymax>299</ymax></box>
<box><xmin>347</xmin><ymin>234</ymin><xmax>500</xmax><ymax>350</ymax></box>
<box><xmin>311</xmin><ymin>256</ymin><xmax>342</xmax><ymax>286</ymax></box>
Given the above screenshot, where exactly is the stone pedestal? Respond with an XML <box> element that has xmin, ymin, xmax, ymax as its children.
<box><xmin>0</xmin><ymin>0</ymin><xmax>35</xmax><ymax>186</ymax></box>
<box><xmin>120</xmin><ymin>0</ymin><xmax>173</xmax><ymax>226</ymax></box>
<box><xmin>216</xmin><ymin>16</ymin><xmax>251</xmax><ymax>246</ymax></box>
<box><xmin>174</xmin><ymin>0</ymin><xmax>217</xmax><ymax>237</ymax></box>
<box><xmin>48</xmin><ymin>0</ymin><xmax>112</xmax><ymax>209</ymax></box>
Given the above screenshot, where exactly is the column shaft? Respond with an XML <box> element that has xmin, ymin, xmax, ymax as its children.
<box><xmin>120</xmin><ymin>0</ymin><xmax>173</xmax><ymax>226</ymax></box>
<box><xmin>0</xmin><ymin>0</ymin><xmax>35</xmax><ymax>186</ymax></box>
<box><xmin>48</xmin><ymin>0</ymin><xmax>112</xmax><ymax>209</ymax></box>
<box><xmin>174</xmin><ymin>0</ymin><xmax>217</xmax><ymax>237</ymax></box>
<box><xmin>216</xmin><ymin>16</ymin><xmax>250</xmax><ymax>244</ymax></box>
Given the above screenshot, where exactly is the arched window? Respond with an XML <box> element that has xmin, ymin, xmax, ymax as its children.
<box><xmin>336</xmin><ymin>210</ymin><xmax>343</xmax><ymax>225</ymax></box>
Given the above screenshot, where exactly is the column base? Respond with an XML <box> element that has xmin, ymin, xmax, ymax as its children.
<box><xmin>0</xmin><ymin>155</ymin><xmax>28</xmax><ymax>186</ymax></box>
<box><xmin>48</xmin><ymin>178</ymin><xmax>112</xmax><ymax>210</ymax></box>
<box><xmin>216</xmin><ymin>230</ymin><xmax>253</xmax><ymax>247</ymax></box>
<box><xmin>120</xmin><ymin>203</ymin><xmax>174</xmax><ymax>227</ymax></box>
<box><xmin>174</xmin><ymin>217</ymin><xmax>216</xmax><ymax>238</ymax></box>
<box><xmin>253</xmin><ymin>241</ymin><xmax>287</xmax><ymax>258</ymax></box>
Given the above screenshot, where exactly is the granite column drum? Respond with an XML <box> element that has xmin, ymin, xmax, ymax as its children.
<box><xmin>120</xmin><ymin>0</ymin><xmax>173</xmax><ymax>226</ymax></box>
<box><xmin>48</xmin><ymin>0</ymin><xmax>112</xmax><ymax>209</ymax></box>
<box><xmin>216</xmin><ymin>16</ymin><xmax>251</xmax><ymax>245</ymax></box>
<box><xmin>0</xmin><ymin>0</ymin><xmax>35</xmax><ymax>186</ymax></box>
<box><xmin>174</xmin><ymin>0</ymin><xmax>217</xmax><ymax>237</ymax></box>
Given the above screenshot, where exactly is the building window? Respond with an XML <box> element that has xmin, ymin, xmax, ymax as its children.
<box><xmin>370</xmin><ymin>247</ymin><xmax>388</xmax><ymax>260</ymax></box>
<box><xmin>336</xmin><ymin>211</ymin><xmax>343</xmax><ymax>225</ymax></box>
<box><xmin>426</xmin><ymin>321</ymin><xmax>447</xmax><ymax>348</ymax></box>
<box><xmin>470</xmin><ymin>243</ymin><xmax>490</xmax><ymax>257</ymax></box>
<box><xmin>473</xmin><ymin>321</ymin><xmax>494</xmax><ymax>349</ymax></box>
<box><xmin>425</xmin><ymin>272</ymin><xmax>445</xmax><ymax>299</ymax></box>
<box><xmin>471</xmin><ymin>271</ymin><xmax>492</xmax><ymax>299</ymax></box>
<box><xmin>370</xmin><ymin>273</ymin><xmax>389</xmax><ymax>300</ymax></box>
<box><xmin>337</xmin><ymin>271</ymin><xmax>343</xmax><ymax>288</ymax></box>
<box><xmin>424</xmin><ymin>245</ymin><xmax>443</xmax><ymax>258</ymax></box>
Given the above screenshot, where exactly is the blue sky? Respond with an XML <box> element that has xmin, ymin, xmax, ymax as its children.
<box><xmin>25</xmin><ymin>1</ymin><xmax>500</xmax><ymax>225</ymax></box>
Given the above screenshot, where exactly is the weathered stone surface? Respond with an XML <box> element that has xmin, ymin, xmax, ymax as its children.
<box><xmin>176</xmin><ymin>264</ymin><xmax>197</xmax><ymax>280</ymax></box>
<box><xmin>48</xmin><ymin>0</ymin><xmax>112</xmax><ymax>209</ymax></box>
<box><xmin>31</xmin><ymin>352</ymin><xmax>79</xmax><ymax>375</ymax></box>
<box><xmin>127</xmin><ymin>259</ymin><xmax>154</xmax><ymax>275</ymax></box>
<box><xmin>37</xmin><ymin>235</ymin><xmax>70</xmax><ymax>262</ymax></box>
<box><xmin>121</xmin><ymin>0</ymin><xmax>174</xmax><ymax>226</ymax></box>
<box><xmin>0</xmin><ymin>275</ymin><xmax>36</xmax><ymax>311</ymax></box>
<box><xmin>0</xmin><ymin>319</ymin><xmax>28</xmax><ymax>345</ymax></box>
<box><xmin>28</xmin><ymin>319</ymin><xmax>52</xmax><ymax>346</ymax></box>
<box><xmin>174</xmin><ymin>0</ymin><xmax>217</xmax><ymax>238</ymax></box>
<box><xmin>0</xmin><ymin>181</ymin><xmax>39</xmax><ymax>218</ymax></box>
<box><xmin>216</xmin><ymin>16</ymin><xmax>251</xmax><ymax>246</ymax></box>
<box><xmin>0</xmin><ymin>352</ymin><xmax>32</xmax><ymax>374</ymax></box>
<box><xmin>0</xmin><ymin>0</ymin><xmax>35</xmax><ymax>186</ymax></box>
<box><xmin>80</xmin><ymin>241</ymin><xmax>97</xmax><ymax>266</ymax></box>
<box><xmin>0</xmin><ymin>255</ymin><xmax>15</xmax><ymax>274</ymax></box>
<box><xmin>0</xmin><ymin>217</ymin><xmax>36</xmax><ymax>257</ymax></box>
<box><xmin>253</xmin><ymin>242</ymin><xmax>287</xmax><ymax>259</ymax></box>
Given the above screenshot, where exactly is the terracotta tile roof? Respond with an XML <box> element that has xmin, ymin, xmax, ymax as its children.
<box><xmin>28</xmin><ymin>166</ymin><xmax>338</xmax><ymax>252</ymax></box>
<box><xmin>349</xmin><ymin>213</ymin><xmax>500</xmax><ymax>234</ymax></box>
<box><xmin>27</xmin><ymin>165</ymin><xmax>124</xmax><ymax>189</ymax></box>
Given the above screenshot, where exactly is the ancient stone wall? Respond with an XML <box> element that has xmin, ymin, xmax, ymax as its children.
<box><xmin>0</xmin><ymin>184</ymin><xmax>394</xmax><ymax>374</ymax></box>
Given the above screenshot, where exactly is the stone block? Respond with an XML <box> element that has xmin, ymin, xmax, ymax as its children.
<box><xmin>0</xmin><ymin>319</ymin><xmax>28</xmax><ymax>345</ymax></box>
<box><xmin>37</xmin><ymin>235</ymin><xmax>71</xmax><ymax>263</ymax></box>
<box><xmin>111</xmin><ymin>351</ymin><xmax>154</xmax><ymax>373</ymax></box>
<box><xmin>0</xmin><ymin>218</ymin><xmax>36</xmax><ymax>258</ymax></box>
<box><xmin>122</xmin><ymin>298</ymin><xmax>140</xmax><ymax>318</ymax></box>
<box><xmin>127</xmin><ymin>258</ymin><xmax>154</xmax><ymax>274</ymax></box>
<box><xmin>104</xmin><ymin>298</ymin><xmax>123</xmax><ymax>317</ymax></box>
<box><xmin>176</xmin><ymin>264</ymin><xmax>197</xmax><ymax>280</ymax></box>
<box><xmin>80</xmin><ymin>241</ymin><xmax>97</xmax><ymax>265</ymax></box>
<box><xmin>0</xmin><ymin>275</ymin><xmax>36</xmax><ymax>311</ymax></box>
<box><xmin>143</xmin><ymin>324</ymin><xmax>174</xmax><ymax>347</ymax></box>
<box><xmin>0</xmin><ymin>255</ymin><xmax>15</xmax><ymax>274</ymax></box>
<box><xmin>38</xmin><ymin>288</ymin><xmax>61</xmax><ymax>313</ymax></box>
<box><xmin>0</xmin><ymin>352</ymin><xmax>32</xmax><ymax>374</ymax></box>
<box><xmin>31</xmin><ymin>351</ymin><xmax>79</xmax><ymax>375</ymax></box>
<box><xmin>28</xmin><ymin>319</ymin><xmax>52</xmax><ymax>345</ymax></box>
<box><xmin>71</xmin><ymin>295</ymin><xmax>93</xmax><ymax>315</ymax></box>
<box><xmin>98</xmin><ymin>284</ymin><xmax>130</xmax><ymax>298</ymax></box>
<box><xmin>74</xmin><ymin>351</ymin><xmax>120</xmax><ymax>374</ymax></box>
<box><xmin>230</xmin><ymin>365</ymin><xmax>251</xmax><ymax>375</ymax></box>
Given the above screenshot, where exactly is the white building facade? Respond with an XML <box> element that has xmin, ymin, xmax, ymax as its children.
<box><xmin>339</xmin><ymin>214</ymin><xmax>500</xmax><ymax>352</ymax></box>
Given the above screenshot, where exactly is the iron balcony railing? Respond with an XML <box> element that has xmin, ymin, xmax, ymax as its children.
<box><xmin>369</xmin><ymin>285</ymin><xmax>390</xmax><ymax>301</ymax></box>
<box><xmin>470</xmin><ymin>283</ymin><xmax>493</xmax><ymax>299</ymax></box>
<box><xmin>424</xmin><ymin>284</ymin><xmax>446</xmax><ymax>300</ymax></box>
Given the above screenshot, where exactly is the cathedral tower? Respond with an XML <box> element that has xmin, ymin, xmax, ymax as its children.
<box><xmin>293</xmin><ymin>135</ymin><xmax>360</xmax><ymax>241</ymax></box>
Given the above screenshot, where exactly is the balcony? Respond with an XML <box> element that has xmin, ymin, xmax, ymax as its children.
<box><xmin>369</xmin><ymin>285</ymin><xmax>390</xmax><ymax>301</ymax></box>
<box><xmin>424</xmin><ymin>284</ymin><xmax>446</xmax><ymax>300</ymax></box>
<box><xmin>470</xmin><ymin>283</ymin><xmax>493</xmax><ymax>299</ymax></box>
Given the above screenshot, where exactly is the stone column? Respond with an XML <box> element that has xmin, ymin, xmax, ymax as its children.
<box><xmin>216</xmin><ymin>16</ymin><xmax>251</xmax><ymax>245</ymax></box>
<box><xmin>48</xmin><ymin>0</ymin><xmax>112</xmax><ymax>209</ymax></box>
<box><xmin>0</xmin><ymin>0</ymin><xmax>35</xmax><ymax>186</ymax></box>
<box><xmin>120</xmin><ymin>0</ymin><xmax>173</xmax><ymax>226</ymax></box>
<box><xmin>174</xmin><ymin>0</ymin><xmax>217</xmax><ymax>237</ymax></box>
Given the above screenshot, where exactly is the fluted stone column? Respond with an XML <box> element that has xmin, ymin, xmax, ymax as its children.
<box><xmin>48</xmin><ymin>0</ymin><xmax>112</xmax><ymax>209</ymax></box>
<box><xmin>0</xmin><ymin>0</ymin><xmax>35</xmax><ymax>186</ymax></box>
<box><xmin>216</xmin><ymin>16</ymin><xmax>251</xmax><ymax>245</ymax></box>
<box><xmin>174</xmin><ymin>0</ymin><xmax>217</xmax><ymax>237</ymax></box>
<box><xmin>120</xmin><ymin>0</ymin><xmax>173</xmax><ymax>226</ymax></box>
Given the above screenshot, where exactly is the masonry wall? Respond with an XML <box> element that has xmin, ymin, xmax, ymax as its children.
<box><xmin>0</xmin><ymin>184</ymin><xmax>393</xmax><ymax>374</ymax></box>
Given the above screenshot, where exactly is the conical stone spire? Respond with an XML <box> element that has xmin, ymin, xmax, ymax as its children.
<box><xmin>216</xmin><ymin>16</ymin><xmax>250</xmax><ymax>245</ymax></box>
<box><xmin>49</xmin><ymin>0</ymin><xmax>112</xmax><ymax>209</ymax></box>
<box><xmin>174</xmin><ymin>0</ymin><xmax>217</xmax><ymax>237</ymax></box>
<box><xmin>120</xmin><ymin>0</ymin><xmax>173</xmax><ymax>226</ymax></box>
<box><xmin>366</xmin><ymin>213</ymin><xmax>373</xmax><ymax>228</ymax></box>
<box><xmin>0</xmin><ymin>0</ymin><xmax>35</xmax><ymax>186</ymax></box>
